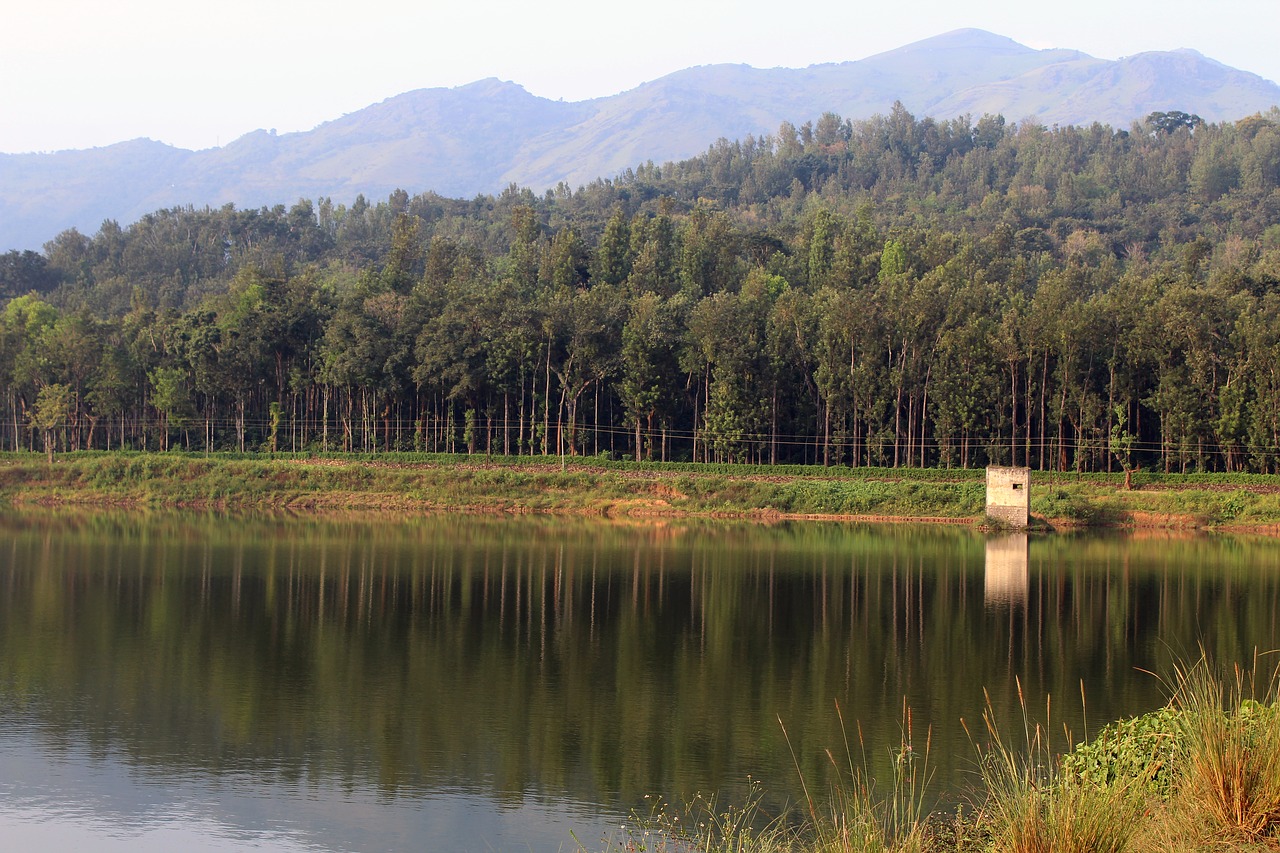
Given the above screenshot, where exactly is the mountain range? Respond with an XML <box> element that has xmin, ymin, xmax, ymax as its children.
<box><xmin>3</xmin><ymin>28</ymin><xmax>1278</xmax><ymax>252</ymax></box>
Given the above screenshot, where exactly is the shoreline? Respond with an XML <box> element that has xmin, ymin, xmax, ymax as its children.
<box><xmin>3</xmin><ymin>451</ymin><xmax>1280</xmax><ymax>534</ymax></box>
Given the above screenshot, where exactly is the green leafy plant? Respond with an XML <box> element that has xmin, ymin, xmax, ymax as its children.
<box><xmin>1060</xmin><ymin>705</ymin><xmax>1182</xmax><ymax>799</ymax></box>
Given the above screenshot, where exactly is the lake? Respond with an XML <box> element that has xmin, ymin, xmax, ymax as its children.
<box><xmin>1</xmin><ymin>512</ymin><xmax>1278</xmax><ymax>851</ymax></box>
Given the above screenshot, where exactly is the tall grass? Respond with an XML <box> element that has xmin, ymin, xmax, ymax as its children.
<box><xmin>578</xmin><ymin>781</ymin><xmax>797</xmax><ymax>852</ymax></box>
<box><xmin>577</xmin><ymin>658</ymin><xmax>1280</xmax><ymax>853</ymax></box>
<box><xmin>780</xmin><ymin>701</ymin><xmax>933</xmax><ymax>853</ymax></box>
<box><xmin>586</xmin><ymin>703</ymin><xmax>935</xmax><ymax>853</ymax></box>
<box><xmin>966</xmin><ymin>679</ymin><xmax>1141</xmax><ymax>853</ymax></box>
<box><xmin>1157</xmin><ymin>653</ymin><xmax>1280</xmax><ymax>847</ymax></box>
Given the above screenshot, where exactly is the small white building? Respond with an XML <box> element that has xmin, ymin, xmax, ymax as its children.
<box><xmin>986</xmin><ymin>466</ymin><xmax>1030</xmax><ymax>528</ymax></box>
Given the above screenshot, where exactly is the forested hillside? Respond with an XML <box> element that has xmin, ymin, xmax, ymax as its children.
<box><xmin>4</xmin><ymin>106</ymin><xmax>1280</xmax><ymax>473</ymax></box>
<box><xmin>7</xmin><ymin>29</ymin><xmax>1279</xmax><ymax>253</ymax></box>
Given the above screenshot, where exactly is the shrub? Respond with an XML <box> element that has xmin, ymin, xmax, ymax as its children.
<box><xmin>1060</xmin><ymin>705</ymin><xmax>1183</xmax><ymax>799</ymax></box>
<box><xmin>1031</xmin><ymin>489</ymin><xmax>1104</xmax><ymax>525</ymax></box>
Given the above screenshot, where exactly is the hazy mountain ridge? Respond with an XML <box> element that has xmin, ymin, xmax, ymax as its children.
<box><xmin>3</xmin><ymin>28</ymin><xmax>1278</xmax><ymax>251</ymax></box>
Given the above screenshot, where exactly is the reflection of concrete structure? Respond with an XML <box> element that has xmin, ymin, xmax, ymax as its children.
<box><xmin>986</xmin><ymin>466</ymin><xmax>1030</xmax><ymax>528</ymax></box>
<box><xmin>985</xmin><ymin>533</ymin><xmax>1029</xmax><ymax>605</ymax></box>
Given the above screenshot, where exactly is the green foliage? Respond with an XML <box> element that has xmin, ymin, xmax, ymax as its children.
<box><xmin>1146</xmin><ymin>110</ymin><xmax>1204</xmax><ymax>135</ymax></box>
<box><xmin>779</xmin><ymin>479</ymin><xmax>983</xmax><ymax>517</ymax></box>
<box><xmin>267</xmin><ymin>401</ymin><xmax>282</xmax><ymax>453</ymax></box>
<box><xmin>6</xmin><ymin>110</ymin><xmax>1280</xmax><ymax>476</ymax></box>
<box><xmin>1031</xmin><ymin>489</ymin><xmax>1105</xmax><ymax>524</ymax></box>
<box><xmin>1108</xmin><ymin>405</ymin><xmax>1135</xmax><ymax>472</ymax></box>
<box><xmin>1061</xmin><ymin>706</ymin><xmax>1183</xmax><ymax>799</ymax></box>
<box><xmin>1210</xmin><ymin>489</ymin><xmax>1249</xmax><ymax>523</ymax></box>
<box><xmin>29</xmin><ymin>382</ymin><xmax>73</xmax><ymax>432</ymax></box>
<box><xmin>29</xmin><ymin>382</ymin><xmax>74</xmax><ymax>461</ymax></box>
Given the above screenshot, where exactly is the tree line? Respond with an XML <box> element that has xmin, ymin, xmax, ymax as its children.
<box><xmin>3</xmin><ymin>105</ymin><xmax>1280</xmax><ymax>472</ymax></box>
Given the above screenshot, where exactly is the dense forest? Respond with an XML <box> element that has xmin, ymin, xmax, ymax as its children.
<box><xmin>4</xmin><ymin>105</ymin><xmax>1280</xmax><ymax>473</ymax></box>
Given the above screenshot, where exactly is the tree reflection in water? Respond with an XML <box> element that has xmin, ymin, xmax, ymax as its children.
<box><xmin>0</xmin><ymin>513</ymin><xmax>1277</xmax><ymax>830</ymax></box>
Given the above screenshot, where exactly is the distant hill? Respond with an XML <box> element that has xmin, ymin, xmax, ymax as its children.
<box><xmin>3</xmin><ymin>28</ymin><xmax>1278</xmax><ymax>251</ymax></box>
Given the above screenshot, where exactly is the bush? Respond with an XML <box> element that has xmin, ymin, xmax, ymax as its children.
<box><xmin>1061</xmin><ymin>705</ymin><xmax>1183</xmax><ymax>799</ymax></box>
<box><xmin>1032</xmin><ymin>489</ymin><xmax>1105</xmax><ymax>525</ymax></box>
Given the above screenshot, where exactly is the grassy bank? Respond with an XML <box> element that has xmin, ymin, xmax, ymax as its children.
<box><xmin>2</xmin><ymin>451</ymin><xmax>1280</xmax><ymax>530</ymax></box>
<box><xmin>584</xmin><ymin>656</ymin><xmax>1280</xmax><ymax>852</ymax></box>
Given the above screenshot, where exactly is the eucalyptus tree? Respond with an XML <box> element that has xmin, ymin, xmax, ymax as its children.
<box><xmin>173</xmin><ymin>309</ymin><xmax>230</xmax><ymax>452</ymax></box>
<box><xmin>542</xmin><ymin>283</ymin><xmax>624</xmax><ymax>457</ymax></box>
<box><xmin>1028</xmin><ymin>266</ymin><xmax>1104</xmax><ymax>472</ymax></box>
<box><xmin>318</xmin><ymin>259</ymin><xmax>418</xmax><ymax>453</ymax></box>
<box><xmin>685</xmin><ymin>271</ymin><xmax>775</xmax><ymax>463</ymax></box>
<box><xmin>1239</xmin><ymin>293</ymin><xmax>1280</xmax><ymax>472</ymax></box>
<box><xmin>874</xmin><ymin>254</ymin><xmax>946</xmax><ymax>468</ymax></box>
<box><xmin>678</xmin><ymin>203</ymin><xmax>739</xmax><ymax>299</ymax></box>
<box><xmin>926</xmin><ymin>267</ymin><xmax>1004</xmax><ymax>469</ymax></box>
<box><xmin>930</xmin><ymin>313</ymin><xmax>1000</xmax><ymax>468</ymax></box>
<box><xmin>413</xmin><ymin>246</ymin><xmax>500</xmax><ymax>454</ymax></box>
<box><xmin>686</xmin><ymin>290</ymin><xmax>746</xmax><ymax>462</ymax></box>
<box><xmin>619</xmin><ymin>291</ymin><xmax>687</xmax><ymax>461</ymax></box>
<box><xmin>626</xmin><ymin>211</ymin><xmax>680</xmax><ymax>297</ymax></box>
<box><xmin>1139</xmin><ymin>277</ymin><xmax>1242</xmax><ymax>472</ymax></box>
<box><xmin>85</xmin><ymin>340</ymin><xmax>136</xmax><ymax>450</ymax></box>
<box><xmin>149</xmin><ymin>365</ymin><xmax>193</xmax><ymax>451</ymax></box>
<box><xmin>809</xmin><ymin>286</ymin><xmax>860</xmax><ymax>466</ymax></box>
<box><xmin>765</xmin><ymin>285</ymin><xmax>817</xmax><ymax>465</ymax></box>
<box><xmin>40</xmin><ymin>310</ymin><xmax>104</xmax><ymax>450</ymax></box>
<box><xmin>806</xmin><ymin>208</ymin><xmax>838</xmax><ymax>289</ymax></box>
<box><xmin>485</xmin><ymin>277</ymin><xmax>544</xmax><ymax>456</ymax></box>
<box><xmin>29</xmin><ymin>383</ymin><xmax>73</xmax><ymax>462</ymax></box>
<box><xmin>593</xmin><ymin>208</ymin><xmax>633</xmax><ymax>287</ymax></box>
<box><xmin>0</xmin><ymin>295</ymin><xmax>59</xmax><ymax>450</ymax></box>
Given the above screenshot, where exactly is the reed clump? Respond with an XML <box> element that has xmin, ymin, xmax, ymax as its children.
<box><xmin>964</xmin><ymin>655</ymin><xmax>1280</xmax><ymax>852</ymax></box>
<box><xmin>579</xmin><ymin>781</ymin><xmax>799</xmax><ymax>853</ymax></box>
<box><xmin>787</xmin><ymin>700</ymin><xmax>933</xmax><ymax>853</ymax></box>
<box><xmin>967</xmin><ymin>680</ymin><xmax>1141</xmax><ymax>853</ymax></box>
<box><xmin>1149</xmin><ymin>653</ymin><xmax>1280</xmax><ymax>849</ymax></box>
<box><xmin>581</xmin><ymin>655</ymin><xmax>1280</xmax><ymax>853</ymax></box>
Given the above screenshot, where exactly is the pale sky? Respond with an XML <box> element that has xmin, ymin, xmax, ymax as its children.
<box><xmin>3</xmin><ymin>0</ymin><xmax>1276</xmax><ymax>154</ymax></box>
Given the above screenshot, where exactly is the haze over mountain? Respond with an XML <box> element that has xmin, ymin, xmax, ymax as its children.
<box><xmin>3</xmin><ymin>28</ymin><xmax>1278</xmax><ymax>252</ymax></box>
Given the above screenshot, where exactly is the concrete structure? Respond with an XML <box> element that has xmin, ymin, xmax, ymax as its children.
<box><xmin>986</xmin><ymin>466</ymin><xmax>1030</xmax><ymax>528</ymax></box>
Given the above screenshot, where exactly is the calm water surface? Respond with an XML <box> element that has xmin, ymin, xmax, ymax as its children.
<box><xmin>1</xmin><ymin>512</ymin><xmax>1279</xmax><ymax>851</ymax></box>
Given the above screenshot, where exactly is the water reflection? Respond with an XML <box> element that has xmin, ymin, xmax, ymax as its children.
<box><xmin>984</xmin><ymin>533</ymin><xmax>1029</xmax><ymax>606</ymax></box>
<box><xmin>0</xmin><ymin>729</ymin><xmax>592</xmax><ymax>852</ymax></box>
<box><xmin>1</xmin><ymin>512</ymin><xmax>1279</xmax><ymax>851</ymax></box>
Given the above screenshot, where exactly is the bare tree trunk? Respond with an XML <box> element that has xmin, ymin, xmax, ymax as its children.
<box><xmin>1009</xmin><ymin>362</ymin><xmax>1018</xmax><ymax>467</ymax></box>
<box><xmin>543</xmin><ymin>337</ymin><xmax>552</xmax><ymax>455</ymax></box>
<box><xmin>920</xmin><ymin>364</ymin><xmax>931</xmax><ymax>468</ymax></box>
<box><xmin>771</xmin><ymin>384</ymin><xmax>778</xmax><ymax>466</ymax></box>
<box><xmin>516</xmin><ymin>377</ymin><xmax>524</xmax><ymax>455</ymax></box>
<box><xmin>1024</xmin><ymin>361</ymin><xmax>1033</xmax><ymax>470</ymax></box>
<box><xmin>1038</xmin><ymin>350</ymin><xmax>1049</xmax><ymax>470</ymax></box>
<box><xmin>893</xmin><ymin>384</ymin><xmax>903</xmax><ymax>468</ymax></box>
<box><xmin>823</xmin><ymin>401</ymin><xmax>831</xmax><ymax>467</ymax></box>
